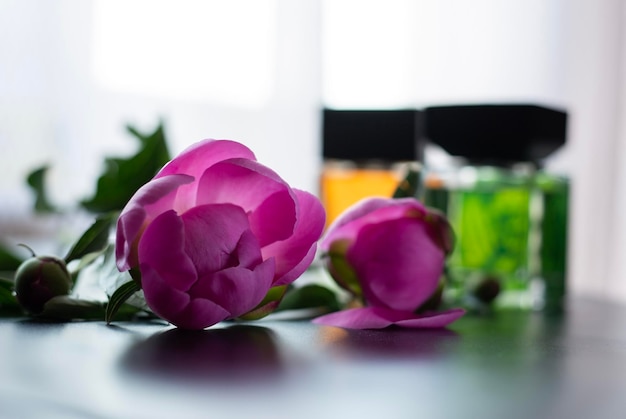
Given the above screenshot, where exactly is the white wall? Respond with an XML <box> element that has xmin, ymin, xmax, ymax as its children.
<box><xmin>565</xmin><ymin>0</ymin><xmax>626</xmax><ymax>301</ymax></box>
<box><xmin>323</xmin><ymin>0</ymin><xmax>567</xmax><ymax>109</ymax></box>
<box><xmin>0</xmin><ymin>0</ymin><xmax>322</xmax><ymax>212</ymax></box>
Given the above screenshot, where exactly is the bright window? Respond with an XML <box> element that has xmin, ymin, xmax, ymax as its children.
<box><xmin>92</xmin><ymin>0</ymin><xmax>277</xmax><ymax>108</ymax></box>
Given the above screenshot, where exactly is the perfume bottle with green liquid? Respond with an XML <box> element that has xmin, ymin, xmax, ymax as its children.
<box><xmin>422</xmin><ymin>104</ymin><xmax>568</xmax><ymax>312</ymax></box>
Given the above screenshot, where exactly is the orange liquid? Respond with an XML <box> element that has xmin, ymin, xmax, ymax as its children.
<box><xmin>320</xmin><ymin>167</ymin><xmax>402</xmax><ymax>229</ymax></box>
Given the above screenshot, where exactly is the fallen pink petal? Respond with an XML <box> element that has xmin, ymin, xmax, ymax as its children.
<box><xmin>313</xmin><ymin>307</ymin><xmax>466</xmax><ymax>330</ymax></box>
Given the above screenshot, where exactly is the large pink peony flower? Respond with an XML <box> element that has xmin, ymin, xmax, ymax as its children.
<box><xmin>313</xmin><ymin>197</ymin><xmax>464</xmax><ymax>329</ymax></box>
<box><xmin>116</xmin><ymin>139</ymin><xmax>325</xmax><ymax>330</ymax></box>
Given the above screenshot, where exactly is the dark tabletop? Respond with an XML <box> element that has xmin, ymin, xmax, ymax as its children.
<box><xmin>1</xmin><ymin>297</ymin><xmax>625</xmax><ymax>419</ymax></box>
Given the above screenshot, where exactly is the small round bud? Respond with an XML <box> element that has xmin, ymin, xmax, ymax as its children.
<box><xmin>473</xmin><ymin>276</ymin><xmax>501</xmax><ymax>305</ymax></box>
<box><xmin>14</xmin><ymin>256</ymin><xmax>72</xmax><ymax>314</ymax></box>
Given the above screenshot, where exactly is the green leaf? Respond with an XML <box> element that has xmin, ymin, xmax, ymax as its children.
<box><xmin>0</xmin><ymin>277</ymin><xmax>22</xmax><ymax>316</ymax></box>
<box><xmin>0</xmin><ymin>276</ymin><xmax>13</xmax><ymax>289</ymax></box>
<box><xmin>0</xmin><ymin>244</ymin><xmax>24</xmax><ymax>272</ymax></box>
<box><xmin>327</xmin><ymin>239</ymin><xmax>362</xmax><ymax>296</ymax></box>
<box><xmin>26</xmin><ymin>165</ymin><xmax>57</xmax><ymax>213</ymax></box>
<box><xmin>0</xmin><ymin>276</ymin><xmax>15</xmax><ymax>302</ymax></box>
<box><xmin>277</xmin><ymin>284</ymin><xmax>341</xmax><ymax>313</ymax></box>
<box><xmin>38</xmin><ymin>296</ymin><xmax>141</xmax><ymax>321</ymax></box>
<box><xmin>81</xmin><ymin>121</ymin><xmax>171</xmax><ymax>213</ymax></box>
<box><xmin>238</xmin><ymin>285</ymin><xmax>288</xmax><ymax>321</ymax></box>
<box><xmin>64</xmin><ymin>213</ymin><xmax>116</xmax><ymax>263</ymax></box>
<box><xmin>106</xmin><ymin>280</ymin><xmax>142</xmax><ymax>324</ymax></box>
<box><xmin>392</xmin><ymin>165</ymin><xmax>421</xmax><ymax>199</ymax></box>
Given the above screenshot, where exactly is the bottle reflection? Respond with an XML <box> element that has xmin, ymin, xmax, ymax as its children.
<box><xmin>319</xmin><ymin>326</ymin><xmax>460</xmax><ymax>360</ymax></box>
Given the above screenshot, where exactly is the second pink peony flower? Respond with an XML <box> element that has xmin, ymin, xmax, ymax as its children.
<box><xmin>313</xmin><ymin>197</ymin><xmax>465</xmax><ymax>329</ymax></box>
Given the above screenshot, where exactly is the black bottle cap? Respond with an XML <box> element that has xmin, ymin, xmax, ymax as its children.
<box><xmin>322</xmin><ymin>109</ymin><xmax>421</xmax><ymax>161</ymax></box>
<box><xmin>423</xmin><ymin>104</ymin><xmax>567</xmax><ymax>165</ymax></box>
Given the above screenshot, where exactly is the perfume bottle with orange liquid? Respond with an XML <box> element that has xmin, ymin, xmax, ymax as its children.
<box><xmin>320</xmin><ymin>109</ymin><xmax>421</xmax><ymax>228</ymax></box>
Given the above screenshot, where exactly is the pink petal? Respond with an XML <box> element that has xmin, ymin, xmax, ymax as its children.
<box><xmin>395</xmin><ymin>309</ymin><xmax>466</xmax><ymax>328</ymax></box>
<box><xmin>271</xmin><ymin>243</ymin><xmax>317</xmax><ymax>287</ymax></box>
<box><xmin>248</xmin><ymin>190</ymin><xmax>298</xmax><ymax>247</ymax></box>
<box><xmin>347</xmin><ymin>217</ymin><xmax>445</xmax><ymax>311</ymax></box>
<box><xmin>138</xmin><ymin>210</ymin><xmax>198</xmax><ymax>291</ymax></box>
<box><xmin>140</xmin><ymin>262</ymin><xmax>194</xmax><ymax>319</ymax></box>
<box><xmin>116</xmin><ymin>174</ymin><xmax>194</xmax><ymax>271</ymax></box>
<box><xmin>234</xmin><ymin>229</ymin><xmax>270</xmax><ymax>269</ymax></box>
<box><xmin>189</xmin><ymin>258</ymin><xmax>275</xmax><ymax>318</ymax></box>
<box><xmin>139</xmin><ymin>205</ymin><xmax>275</xmax><ymax>329</ymax></box>
<box><xmin>156</xmin><ymin>139</ymin><xmax>256</xmax><ymax>179</ymax></box>
<box><xmin>313</xmin><ymin>307</ymin><xmax>398</xmax><ymax>329</ymax></box>
<box><xmin>116</xmin><ymin>207</ymin><xmax>147</xmax><ymax>272</ymax></box>
<box><xmin>312</xmin><ymin>307</ymin><xmax>465</xmax><ymax>330</ymax></box>
<box><xmin>261</xmin><ymin>189</ymin><xmax>326</xmax><ymax>285</ymax></box>
<box><xmin>195</xmin><ymin>158</ymin><xmax>297</xmax><ymax>246</ymax></box>
<box><xmin>140</xmin><ymin>261</ymin><xmax>230</xmax><ymax>330</ymax></box>
<box><xmin>156</xmin><ymin>140</ymin><xmax>257</xmax><ymax>209</ymax></box>
<box><xmin>180</xmin><ymin>204</ymin><xmax>259</xmax><ymax>276</ymax></box>
<box><xmin>320</xmin><ymin>198</ymin><xmax>427</xmax><ymax>252</ymax></box>
<box><xmin>175</xmin><ymin>298</ymin><xmax>232</xmax><ymax>330</ymax></box>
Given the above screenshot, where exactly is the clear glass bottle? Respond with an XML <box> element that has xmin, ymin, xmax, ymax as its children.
<box><xmin>422</xmin><ymin>104</ymin><xmax>568</xmax><ymax>312</ymax></box>
<box><xmin>321</xmin><ymin>109</ymin><xmax>420</xmax><ymax>228</ymax></box>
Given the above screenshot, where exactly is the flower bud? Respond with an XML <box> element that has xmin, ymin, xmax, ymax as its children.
<box><xmin>472</xmin><ymin>276</ymin><xmax>501</xmax><ymax>305</ymax></box>
<box><xmin>314</xmin><ymin>197</ymin><xmax>465</xmax><ymax>329</ymax></box>
<box><xmin>14</xmin><ymin>256</ymin><xmax>72</xmax><ymax>314</ymax></box>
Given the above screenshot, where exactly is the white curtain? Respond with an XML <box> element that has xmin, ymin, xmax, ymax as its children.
<box><xmin>566</xmin><ymin>0</ymin><xmax>626</xmax><ymax>302</ymax></box>
<box><xmin>0</xmin><ymin>0</ymin><xmax>322</xmax><ymax>211</ymax></box>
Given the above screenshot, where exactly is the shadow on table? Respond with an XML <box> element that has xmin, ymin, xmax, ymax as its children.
<box><xmin>120</xmin><ymin>325</ymin><xmax>283</xmax><ymax>383</ymax></box>
<box><xmin>319</xmin><ymin>326</ymin><xmax>461</xmax><ymax>360</ymax></box>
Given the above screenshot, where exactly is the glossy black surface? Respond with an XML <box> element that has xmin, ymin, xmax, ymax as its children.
<box><xmin>1</xmin><ymin>298</ymin><xmax>625</xmax><ymax>419</ymax></box>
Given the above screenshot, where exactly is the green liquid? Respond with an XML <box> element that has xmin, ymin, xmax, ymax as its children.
<box><xmin>425</xmin><ymin>168</ymin><xmax>568</xmax><ymax>311</ymax></box>
<box><xmin>537</xmin><ymin>174</ymin><xmax>569</xmax><ymax>313</ymax></box>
